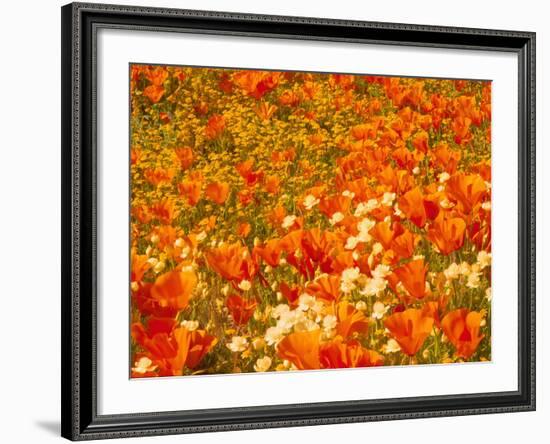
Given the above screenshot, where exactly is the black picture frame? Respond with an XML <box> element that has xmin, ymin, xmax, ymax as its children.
<box><xmin>61</xmin><ymin>2</ymin><xmax>536</xmax><ymax>440</ymax></box>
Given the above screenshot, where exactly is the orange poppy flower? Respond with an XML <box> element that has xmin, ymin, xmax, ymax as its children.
<box><xmin>193</xmin><ymin>100</ymin><xmax>209</xmax><ymax>115</ymax></box>
<box><xmin>132</xmin><ymin>204</ymin><xmax>151</xmax><ymax>224</ymax></box>
<box><xmin>286</xmin><ymin>251</ymin><xmax>314</xmax><ymax>280</ymax></box>
<box><xmin>417</xmin><ymin>114</ymin><xmax>432</xmax><ymax>130</ymax></box>
<box><xmin>143</xmin><ymin>84</ymin><xmax>165</xmax><ymax>103</ymax></box>
<box><xmin>451</xmin><ymin>116</ymin><xmax>472</xmax><ymax>145</ymax></box>
<box><xmin>146</xmin><ymin>316</ymin><xmax>178</xmax><ymax>336</ymax></box>
<box><xmin>255</xmin><ymin>101</ymin><xmax>278</xmax><ymax>120</ymax></box>
<box><xmin>205</xmin><ymin>181</ymin><xmax>230</xmax><ymax>204</ymax></box>
<box><xmin>355</xmin><ymin>253</ymin><xmax>371</xmax><ymax>275</ymax></box>
<box><xmin>329</xmin><ymin>73</ymin><xmax>355</xmax><ymax>91</ymax></box>
<box><xmin>411</xmin><ymin>130</ymin><xmax>430</xmax><ymax>153</ymax></box>
<box><xmin>427</xmin><ymin>212</ymin><xmax>466</xmax><ymax>255</ymax></box>
<box><xmin>370</xmin><ymin>221</ymin><xmax>400</xmax><ymax>250</ymax></box>
<box><xmin>328</xmin><ymin>250</ymin><xmax>356</xmax><ymax>274</ymax></box>
<box><xmin>392</xmin><ymin>229</ymin><xmax>418</xmax><ymax>260</ymax></box>
<box><xmin>393</xmin><ymin>258</ymin><xmax>428</xmax><ymax>300</ymax></box>
<box><xmin>441</xmin><ymin>308</ymin><xmax>485</xmax><ymax>359</ymax></box>
<box><xmin>455</xmin><ymin>95</ymin><xmax>483</xmax><ymax>125</ymax></box>
<box><xmin>349</xmin><ymin>123</ymin><xmax>376</xmax><ymax>141</ymax></box>
<box><xmin>150</xmin><ymin>198</ymin><xmax>179</xmax><ymax>224</ymax></box>
<box><xmin>384</xmin><ymin>272</ymin><xmax>399</xmax><ymax>299</ymax></box>
<box><xmin>218</xmin><ymin>72</ymin><xmax>233</xmax><ymax>93</ymax></box>
<box><xmin>150</xmin><ymin>270</ymin><xmax>197</xmax><ymax>311</ymax></box>
<box><xmin>318</xmin><ymin>195</ymin><xmax>351</xmax><ymax>218</ymax></box>
<box><xmin>132</xmin><ymin>283</ymin><xmax>176</xmax><ymax>318</ymax></box>
<box><xmin>182</xmin><ymin>233</ymin><xmax>199</xmax><ymax>250</ymax></box>
<box><xmin>264</xmin><ymin>175</ymin><xmax>281</xmax><ymax>194</ymax></box>
<box><xmin>226</xmin><ymin>294</ymin><xmax>257</xmax><ymax>326</ymax></box>
<box><xmin>144</xmin><ymin>167</ymin><xmax>176</xmax><ymax>186</ymax></box>
<box><xmin>130</xmin><ymin>147</ymin><xmax>142</xmax><ymax>165</ymax></box>
<box><xmin>233</xmin><ymin>70</ymin><xmax>281</xmax><ymax>99</ymax></box>
<box><xmin>278</xmin><ymin>229</ymin><xmax>303</xmax><ymax>253</ymax></box>
<box><xmin>390</xmin><ymin>116</ymin><xmax>413</xmax><ymax>139</ymax></box>
<box><xmin>472</xmin><ymin>160</ymin><xmax>491</xmax><ymax>182</ymax></box>
<box><xmin>421</xmin><ymin>296</ymin><xmax>448</xmax><ymax>328</ymax></box>
<box><xmin>130</xmin><ymin>64</ymin><xmax>141</xmax><ymax>83</ymax></box>
<box><xmin>132</xmin><ymin>323</ymin><xmax>217</xmax><ymax>376</ymax></box>
<box><xmin>152</xmin><ymin>224</ymin><xmax>179</xmax><ymax>250</ymax></box>
<box><xmin>205</xmin><ymin>242</ymin><xmax>255</xmax><ymax>282</ymax></box>
<box><xmin>178</xmin><ymin>180</ymin><xmax>202</xmax><ymax>206</ymax></box>
<box><xmin>198</xmin><ymin>215</ymin><xmax>217</xmax><ymax>232</ymax></box>
<box><xmin>398</xmin><ymin>187</ymin><xmax>428</xmax><ymax>228</ymax></box>
<box><xmin>236</xmin><ymin>189</ymin><xmax>253</xmax><ymax>206</ymax></box>
<box><xmin>174</xmin><ymin>147</ymin><xmax>194</xmax><ymax>170</ymax></box>
<box><xmin>431</xmin><ymin>143</ymin><xmax>461</xmax><ymax>174</ymax></box>
<box><xmin>253</xmin><ymin>239</ymin><xmax>282</xmax><ymax>267</ymax></box>
<box><xmin>131</xmin><ymin>354</ymin><xmax>159</xmax><ymax>378</ymax></box>
<box><xmin>131</xmin><ymin>249</ymin><xmax>151</xmax><ymax>282</ymax></box>
<box><xmin>276</xmin><ymin>330</ymin><xmax>321</xmax><ymax>370</ymax></box>
<box><xmin>278</xmin><ymin>90</ymin><xmax>301</xmax><ymax>107</ymax></box>
<box><xmin>305</xmin><ymin>274</ymin><xmax>341</xmax><ymax>303</ymax></box>
<box><xmin>237</xmin><ymin>222</ymin><xmax>251</xmax><ymax>238</ymax></box>
<box><xmin>399</xmin><ymin>82</ymin><xmax>424</xmax><ymax>108</ymax></box>
<box><xmin>131</xmin><ymin>318</ymin><xmax>177</xmax><ymax>362</ymax></box>
<box><xmin>301</xmin><ymin>228</ymin><xmax>337</xmax><ymax>263</ymax></box>
<box><xmin>392</xmin><ymin>146</ymin><xmax>424</xmax><ymax>171</ymax></box>
<box><xmin>235</xmin><ymin>159</ymin><xmax>264</xmax><ymax>186</ymax></box>
<box><xmin>335</xmin><ymin>302</ymin><xmax>370</xmax><ymax>338</ymax></box>
<box><xmin>279</xmin><ymin>282</ymin><xmax>301</xmax><ymax>305</ymax></box>
<box><xmin>204</xmin><ymin>114</ymin><xmax>226</xmax><ymax>140</ymax></box>
<box><xmin>320</xmin><ymin>338</ymin><xmax>384</xmax><ymax>368</ymax></box>
<box><xmin>182</xmin><ymin>328</ymin><xmax>218</xmax><ymax>369</ymax></box>
<box><xmin>469</xmin><ymin>216</ymin><xmax>491</xmax><ymax>252</ymax></box>
<box><xmin>178</xmin><ymin>173</ymin><xmax>203</xmax><ymax>206</ymax></box>
<box><xmin>134</xmin><ymin>317</ymin><xmax>177</xmax><ymax>352</ymax></box>
<box><xmin>368</xmin><ymin>205</ymin><xmax>394</xmax><ymax>222</ymax></box>
<box><xmin>144</xmin><ymin>66</ymin><xmax>168</xmax><ymax>86</ymax></box>
<box><xmin>445</xmin><ymin>173</ymin><xmax>487</xmax><ymax>214</ymax></box>
<box><xmin>381</xmin><ymin>249</ymin><xmax>398</xmax><ymax>266</ymax></box>
<box><xmin>335</xmin><ymin>176</ymin><xmax>368</xmax><ymax>202</ymax></box>
<box><xmin>378</xmin><ymin>165</ymin><xmax>415</xmax><ymax>194</ymax></box>
<box><xmin>162</xmin><ymin>327</ymin><xmax>192</xmax><ymax>375</ymax></box>
<box><xmin>384</xmin><ymin>308</ymin><xmax>434</xmax><ymax>356</ymax></box>
<box><xmin>271</xmin><ymin>147</ymin><xmax>296</xmax><ymax>164</ymax></box>
<box><xmin>159</xmin><ymin>112</ymin><xmax>171</xmax><ymax>124</ymax></box>
<box><xmin>307</xmin><ymin>133</ymin><xmax>323</xmax><ymax>146</ymax></box>
<box><xmin>302</xmin><ymin>80</ymin><xmax>319</xmax><ymax>100</ymax></box>
<box><xmin>232</xmin><ymin>70</ymin><xmax>263</xmax><ymax>96</ymax></box>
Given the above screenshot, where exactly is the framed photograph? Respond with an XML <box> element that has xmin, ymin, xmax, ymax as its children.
<box><xmin>61</xmin><ymin>2</ymin><xmax>536</xmax><ymax>440</ymax></box>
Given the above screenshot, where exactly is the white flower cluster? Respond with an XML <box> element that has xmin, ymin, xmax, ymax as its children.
<box><xmin>132</xmin><ymin>356</ymin><xmax>158</xmax><ymax>374</ymax></box>
<box><xmin>340</xmin><ymin>267</ymin><xmax>361</xmax><ymax>293</ymax></box>
<box><xmin>281</xmin><ymin>215</ymin><xmax>297</xmax><ymax>229</ymax></box>
<box><xmin>303</xmin><ymin>194</ymin><xmax>320</xmax><ymax>210</ymax></box>
<box><xmin>180</xmin><ymin>319</ymin><xmax>199</xmax><ymax>331</ymax></box>
<box><xmin>371</xmin><ymin>301</ymin><xmax>389</xmax><ymax>320</ymax></box>
<box><xmin>354</xmin><ymin>199</ymin><xmax>379</xmax><ymax>218</ymax></box>
<box><xmin>443</xmin><ymin>251</ymin><xmax>491</xmax><ymax>290</ymax></box>
<box><xmin>360</xmin><ymin>264</ymin><xmax>391</xmax><ymax>297</ymax></box>
<box><xmin>352</xmin><ymin>192</ymin><xmax>395</xmax><ymax>219</ymax></box>
<box><xmin>345</xmin><ymin>217</ymin><xmax>375</xmax><ymax>250</ymax></box>
<box><xmin>329</xmin><ymin>212</ymin><xmax>345</xmax><ymax>225</ymax></box>
<box><xmin>226</xmin><ymin>336</ymin><xmax>249</xmax><ymax>353</ymax></box>
<box><xmin>254</xmin><ymin>356</ymin><xmax>272</xmax><ymax>372</ymax></box>
<box><xmin>264</xmin><ymin>298</ymin><xmax>323</xmax><ymax>346</ymax></box>
<box><xmin>382</xmin><ymin>338</ymin><xmax>401</xmax><ymax>354</ymax></box>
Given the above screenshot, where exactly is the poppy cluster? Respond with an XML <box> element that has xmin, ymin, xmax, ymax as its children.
<box><xmin>130</xmin><ymin>64</ymin><xmax>492</xmax><ymax>377</ymax></box>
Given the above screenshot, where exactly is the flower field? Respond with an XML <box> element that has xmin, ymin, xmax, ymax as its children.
<box><xmin>129</xmin><ymin>64</ymin><xmax>492</xmax><ymax>377</ymax></box>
